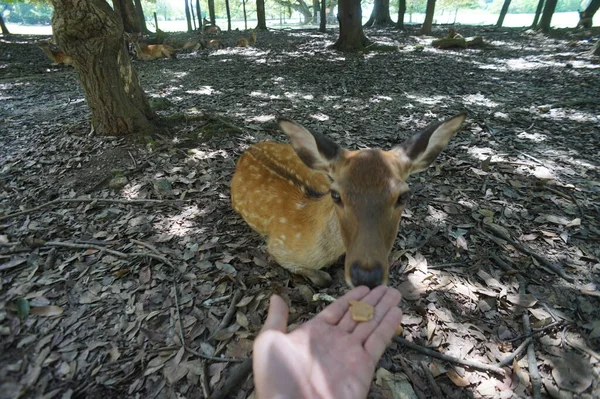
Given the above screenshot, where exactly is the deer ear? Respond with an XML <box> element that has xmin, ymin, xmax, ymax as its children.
<box><xmin>278</xmin><ymin>118</ymin><xmax>342</xmax><ymax>172</ymax></box>
<box><xmin>394</xmin><ymin>112</ymin><xmax>467</xmax><ymax>174</ymax></box>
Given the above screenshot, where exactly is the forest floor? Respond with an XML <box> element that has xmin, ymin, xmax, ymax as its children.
<box><xmin>1</xmin><ymin>25</ymin><xmax>600</xmax><ymax>399</ymax></box>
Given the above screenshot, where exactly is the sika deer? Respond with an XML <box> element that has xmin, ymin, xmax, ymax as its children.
<box><xmin>231</xmin><ymin>113</ymin><xmax>467</xmax><ymax>288</ymax></box>
<box><xmin>38</xmin><ymin>41</ymin><xmax>72</xmax><ymax>65</ymax></box>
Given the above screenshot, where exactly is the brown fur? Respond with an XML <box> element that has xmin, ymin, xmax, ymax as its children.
<box><xmin>38</xmin><ymin>42</ymin><xmax>72</xmax><ymax>65</ymax></box>
<box><xmin>231</xmin><ymin>114</ymin><xmax>467</xmax><ymax>287</ymax></box>
<box><xmin>236</xmin><ymin>31</ymin><xmax>257</xmax><ymax>47</ymax></box>
<box><xmin>206</xmin><ymin>39</ymin><xmax>224</xmax><ymax>49</ymax></box>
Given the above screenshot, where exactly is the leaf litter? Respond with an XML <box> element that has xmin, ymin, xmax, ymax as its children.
<box><xmin>1</xmin><ymin>25</ymin><xmax>600</xmax><ymax>398</ymax></box>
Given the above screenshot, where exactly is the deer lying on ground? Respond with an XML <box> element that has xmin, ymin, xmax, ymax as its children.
<box><xmin>205</xmin><ymin>39</ymin><xmax>225</xmax><ymax>49</ymax></box>
<box><xmin>38</xmin><ymin>41</ymin><xmax>72</xmax><ymax>66</ymax></box>
<box><xmin>231</xmin><ymin>113</ymin><xmax>467</xmax><ymax>288</ymax></box>
<box><xmin>236</xmin><ymin>31</ymin><xmax>257</xmax><ymax>47</ymax></box>
<box><xmin>203</xmin><ymin>17</ymin><xmax>222</xmax><ymax>34</ymax></box>
<box><xmin>164</xmin><ymin>38</ymin><xmax>201</xmax><ymax>52</ymax></box>
<box><xmin>127</xmin><ymin>33</ymin><xmax>177</xmax><ymax>61</ymax></box>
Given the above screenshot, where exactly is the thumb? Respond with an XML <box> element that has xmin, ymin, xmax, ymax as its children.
<box><xmin>260</xmin><ymin>295</ymin><xmax>289</xmax><ymax>333</ymax></box>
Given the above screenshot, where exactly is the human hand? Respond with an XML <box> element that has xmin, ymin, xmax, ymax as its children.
<box><xmin>253</xmin><ymin>285</ymin><xmax>403</xmax><ymax>399</ymax></box>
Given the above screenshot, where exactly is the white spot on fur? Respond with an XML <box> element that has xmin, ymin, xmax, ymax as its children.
<box><xmin>296</xmin><ymin>202</ymin><xmax>306</xmax><ymax>209</ymax></box>
<box><xmin>279</xmin><ymin>217</ymin><xmax>287</xmax><ymax>223</ymax></box>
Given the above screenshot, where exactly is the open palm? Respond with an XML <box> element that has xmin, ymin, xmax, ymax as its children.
<box><xmin>253</xmin><ymin>286</ymin><xmax>403</xmax><ymax>399</ymax></box>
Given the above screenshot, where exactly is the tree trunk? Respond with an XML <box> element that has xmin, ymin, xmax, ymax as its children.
<box><xmin>225</xmin><ymin>0</ymin><xmax>232</xmax><ymax>30</ymax></box>
<box><xmin>190</xmin><ymin>1</ymin><xmax>197</xmax><ymax>30</ymax></box>
<box><xmin>196</xmin><ymin>0</ymin><xmax>203</xmax><ymax>30</ymax></box>
<box><xmin>256</xmin><ymin>0</ymin><xmax>268</xmax><ymax>30</ymax></box>
<box><xmin>365</xmin><ymin>0</ymin><xmax>392</xmax><ymax>27</ymax></box>
<box><xmin>496</xmin><ymin>0</ymin><xmax>511</xmax><ymax>27</ymax></box>
<box><xmin>319</xmin><ymin>0</ymin><xmax>327</xmax><ymax>31</ymax></box>
<box><xmin>578</xmin><ymin>0</ymin><xmax>600</xmax><ymax>27</ymax></box>
<box><xmin>592</xmin><ymin>39</ymin><xmax>600</xmax><ymax>55</ymax></box>
<box><xmin>184</xmin><ymin>0</ymin><xmax>193</xmax><ymax>32</ymax></box>
<box><xmin>51</xmin><ymin>0</ymin><xmax>155</xmax><ymax>136</ymax></box>
<box><xmin>421</xmin><ymin>0</ymin><xmax>436</xmax><ymax>34</ymax></box>
<box><xmin>396</xmin><ymin>0</ymin><xmax>406</xmax><ymax>29</ymax></box>
<box><xmin>243</xmin><ymin>0</ymin><xmax>248</xmax><ymax>29</ymax></box>
<box><xmin>0</xmin><ymin>14</ymin><xmax>9</xmax><ymax>34</ymax></box>
<box><xmin>333</xmin><ymin>0</ymin><xmax>370</xmax><ymax>51</ymax></box>
<box><xmin>313</xmin><ymin>0</ymin><xmax>319</xmax><ymax>23</ymax></box>
<box><xmin>133</xmin><ymin>0</ymin><xmax>148</xmax><ymax>32</ymax></box>
<box><xmin>113</xmin><ymin>0</ymin><xmax>141</xmax><ymax>33</ymax></box>
<box><xmin>208</xmin><ymin>0</ymin><xmax>216</xmax><ymax>25</ymax></box>
<box><xmin>531</xmin><ymin>0</ymin><xmax>544</xmax><ymax>27</ymax></box>
<box><xmin>537</xmin><ymin>0</ymin><xmax>557</xmax><ymax>33</ymax></box>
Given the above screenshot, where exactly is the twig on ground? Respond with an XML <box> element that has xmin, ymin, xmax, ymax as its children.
<box><xmin>397</xmin><ymin>357</ymin><xmax>428</xmax><ymax>399</ymax></box>
<box><xmin>172</xmin><ymin>282</ymin><xmax>245</xmax><ymax>363</ymax></box>
<box><xmin>420</xmin><ymin>361</ymin><xmax>445</xmax><ymax>399</ymax></box>
<box><xmin>0</xmin><ymin>197</ymin><xmax>187</xmax><ymax>222</ymax></box>
<box><xmin>523</xmin><ymin>311</ymin><xmax>542</xmax><ymax>399</ymax></box>
<box><xmin>496</xmin><ymin>337</ymin><xmax>532</xmax><ymax>367</ymax></box>
<box><xmin>428</xmin><ymin>262</ymin><xmax>468</xmax><ymax>270</ymax></box>
<box><xmin>506</xmin><ymin>320</ymin><xmax>563</xmax><ymax>342</ymax></box>
<box><xmin>478</xmin><ymin>225</ymin><xmax>573</xmax><ymax>281</ymax></box>
<box><xmin>209</xmin><ymin>357</ymin><xmax>253</xmax><ymax>399</ymax></box>
<box><xmin>208</xmin><ymin>290</ymin><xmax>243</xmax><ymax>341</ymax></box>
<box><xmin>200</xmin><ymin>361</ymin><xmax>211</xmax><ymax>398</ymax></box>
<box><xmin>393</xmin><ymin>337</ymin><xmax>505</xmax><ymax>375</ymax></box>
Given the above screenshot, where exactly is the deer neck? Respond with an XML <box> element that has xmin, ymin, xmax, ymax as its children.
<box><xmin>308</xmin><ymin>195</ymin><xmax>345</xmax><ymax>266</ymax></box>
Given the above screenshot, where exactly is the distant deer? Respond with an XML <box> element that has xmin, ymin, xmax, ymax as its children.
<box><xmin>205</xmin><ymin>39</ymin><xmax>225</xmax><ymax>49</ymax></box>
<box><xmin>576</xmin><ymin>11</ymin><xmax>593</xmax><ymax>28</ymax></box>
<box><xmin>231</xmin><ymin>113</ymin><xmax>467</xmax><ymax>287</ymax></box>
<box><xmin>203</xmin><ymin>17</ymin><xmax>222</xmax><ymax>34</ymax></box>
<box><xmin>38</xmin><ymin>41</ymin><xmax>72</xmax><ymax>66</ymax></box>
<box><xmin>236</xmin><ymin>31</ymin><xmax>257</xmax><ymax>47</ymax></box>
<box><xmin>127</xmin><ymin>33</ymin><xmax>177</xmax><ymax>61</ymax></box>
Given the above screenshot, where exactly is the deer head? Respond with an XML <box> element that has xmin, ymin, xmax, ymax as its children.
<box><xmin>278</xmin><ymin>113</ymin><xmax>467</xmax><ymax>288</ymax></box>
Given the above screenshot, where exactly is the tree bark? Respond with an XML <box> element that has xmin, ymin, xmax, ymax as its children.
<box><xmin>196</xmin><ymin>0</ymin><xmax>203</xmax><ymax>30</ymax></box>
<box><xmin>536</xmin><ymin>0</ymin><xmax>557</xmax><ymax>33</ymax></box>
<box><xmin>421</xmin><ymin>0</ymin><xmax>436</xmax><ymax>34</ymax></box>
<box><xmin>578</xmin><ymin>0</ymin><xmax>599</xmax><ymax>27</ymax></box>
<box><xmin>184</xmin><ymin>0</ymin><xmax>193</xmax><ymax>32</ymax></box>
<box><xmin>51</xmin><ymin>0</ymin><xmax>155</xmax><ymax>136</ymax></box>
<box><xmin>208</xmin><ymin>0</ymin><xmax>216</xmax><ymax>25</ymax></box>
<box><xmin>531</xmin><ymin>0</ymin><xmax>544</xmax><ymax>27</ymax></box>
<box><xmin>313</xmin><ymin>0</ymin><xmax>319</xmax><ymax>23</ymax></box>
<box><xmin>243</xmin><ymin>0</ymin><xmax>248</xmax><ymax>29</ymax></box>
<box><xmin>319</xmin><ymin>0</ymin><xmax>327</xmax><ymax>32</ymax></box>
<box><xmin>0</xmin><ymin>13</ymin><xmax>9</xmax><ymax>34</ymax></box>
<box><xmin>333</xmin><ymin>0</ymin><xmax>370</xmax><ymax>51</ymax></box>
<box><xmin>496</xmin><ymin>0</ymin><xmax>511</xmax><ymax>27</ymax></box>
<box><xmin>256</xmin><ymin>0</ymin><xmax>268</xmax><ymax>30</ymax></box>
<box><xmin>133</xmin><ymin>0</ymin><xmax>148</xmax><ymax>32</ymax></box>
<box><xmin>225</xmin><ymin>0</ymin><xmax>232</xmax><ymax>30</ymax></box>
<box><xmin>396</xmin><ymin>0</ymin><xmax>406</xmax><ymax>29</ymax></box>
<box><xmin>364</xmin><ymin>0</ymin><xmax>392</xmax><ymax>27</ymax></box>
<box><xmin>113</xmin><ymin>0</ymin><xmax>142</xmax><ymax>33</ymax></box>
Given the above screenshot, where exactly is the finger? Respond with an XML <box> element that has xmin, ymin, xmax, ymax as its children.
<box><xmin>260</xmin><ymin>295</ymin><xmax>289</xmax><ymax>333</ymax></box>
<box><xmin>337</xmin><ymin>285</ymin><xmax>387</xmax><ymax>333</ymax></box>
<box><xmin>364</xmin><ymin>305</ymin><xmax>403</xmax><ymax>361</ymax></box>
<box><xmin>316</xmin><ymin>286</ymin><xmax>370</xmax><ymax>325</ymax></box>
<box><xmin>353</xmin><ymin>287</ymin><xmax>402</xmax><ymax>343</ymax></box>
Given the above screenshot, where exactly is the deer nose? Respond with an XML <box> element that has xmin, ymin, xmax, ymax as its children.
<box><xmin>350</xmin><ymin>261</ymin><xmax>384</xmax><ymax>289</ymax></box>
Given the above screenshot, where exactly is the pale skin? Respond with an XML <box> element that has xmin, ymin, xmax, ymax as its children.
<box><xmin>253</xmin><ymin>286</ymin><xmax>403</xmax><ymax>399</ymax></box>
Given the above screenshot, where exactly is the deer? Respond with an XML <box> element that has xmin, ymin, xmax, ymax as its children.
<box><xmin>231</xmin><ymin>113</ymin><xmax>467</xmax><ymax>288</ymax></box>
<box><xmin>38</xmin><ymin>41</ymin><xmax>72</xmax><ymax>66</ymax></box>
<box><xmin>205</xmin><ymin>39</ymin><xmax>225</xmax><ymax>49</ymax></box>
<box><xmin>127</xmin><ymin>33</ymin><xmax>177</xmax><ymax>61</ymax></box>
<box><xmin>236</xmin><ymin>31</ymin><xmax>257</xmax><ymax>47</ymax></box>
<box><xmin>576</xmin><ymin>11</ymin><xmax>593</xmax><ymax>29</ymax></box>
<box><xmin>203</xmin><ymin>17</ymin><xmax>222</xmax><ymax>34</ymax></box>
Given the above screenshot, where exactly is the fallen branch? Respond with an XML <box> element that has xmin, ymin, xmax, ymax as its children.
<box><xmin>420</xmin><ymin>361</ymin><xmax>444</xmax><ymax>399</ymax></box>
<box><xmin>523</xmin><ymin>309</ymin><xmax>542</xmax><ymax>399</ymax></box>
<box><xmin>506</xmin><ymin>320</ymin><xmax>563</xmax><ymax>342</ymax></box>
<box><xmin>208</xmin><ymin>290</ymin><xmax>243</xmax><ymax>341</ymax></box>
<box><xmin>209</xmin><ymin>357</ymin><xmax>253</xmax><ymax>399</ymax></box>
<box><xmin>496</xmin><ymin>337</ymin><xmax>532</xmax><ymax>367</ymax></box>
<box><xmin>478</xmin><ymin>225</ymin><xmax>573</xmax><ymax>282</ymax></box>
<box><xmin>0</xmin><ymin>197</ymin><xmax>187</xmax><ymax>222</ymax></box>
<box><xmin>393</xmin><ymin>337</ymin><xmax>505</xmax><ymax>375</ymax></box>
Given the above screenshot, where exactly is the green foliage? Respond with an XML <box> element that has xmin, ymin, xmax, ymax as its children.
<box><xmin>438</xmin><ymin>0</ymin><xmax>479</xmax><ymax>10</ymax></box>
<box><xmin>2</xmin><ymin>0</ymin><xmax>53</xmax><ymax>24</ymax></box>
<box><xmin>488</xmin><ymin>0</ymin><xmax>585</xmax><ymax>14</ymax></box>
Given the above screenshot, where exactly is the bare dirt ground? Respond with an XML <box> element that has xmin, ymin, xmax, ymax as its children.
<box><xmin>1</xmin><ymin>25</ymin><xmax>600</xmax><ymax>399</ymax></box>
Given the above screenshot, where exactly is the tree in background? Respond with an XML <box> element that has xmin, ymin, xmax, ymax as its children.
<box><xmin>319</xmin><ymin>0</ymin><xmax>326</xmax><ymax>31</ymax></box>
<box><xmin>578</xmin><ymin>0</ymin><xmax>600</xmax><ymax>27</ymax></box>
<box><xmin>196</xmin><ymin>0</ymin><xmax>203</xmax><ymax>29</ymax></box>
<box><xmin>531</xmin><ymin>0</ymin><xmax>544</xmax><ymax>26</ymax></box>
<box><xmin>421</xmin><ymin>0</ymin><xmax>436</xmax><ymax>34</ymax></box>
<box><xmin>396</xmin><ymin>0</ymin><xmax>406</xmax><ymax>29</ymax></box>
<box><xmin>225</xmin><ymin>0</ymin><xmax>231</xmax><ymax>29</ymax></box>
<box><xmin>113</xmin><ymin>0</ymin><xmax>145</xmax><ymax>33</ymax></box>
<box><xmin>184</xmin><ymin>0</ymin><xmax>193</xmax><ymax>31</ymax></box>
<box><xmin>208</xmin><ymin>0</ymin><xmax>216</xmax><ymax>23</ymax></box>
<box><xmin>364</xmin><ymin>0</ymin><xmax>393</xmax><ymax>26</ymax></box>
<box><xmin>256</xmin><ymin>0</ymin><xmax>267</xmax><ymax>29</ymax></box>
<box><xmin>333</xmin><ymin>0</ymin><xmax>370</xmax><ymax>51</ymax></box>
<box><xmin>273</xmin><ymin>0</ymin><xmax>312</xmax><ymax>24</ymax></box>
<box><xmin>51</xmin><ymin>0</ymin><xmax>155</xmax><ymax>136</ymax></box>
<box><xmin>536</xmin><ymin>0</ymin><xmax>557</xmax><ymax>32</ymax></box>
<box><xmin>496</xmin><ymin>0</ymin><xmax>512</xmax><ymax>27</ymax></box>
<box><xmin>0</xmin><ymin>3</ymin><xmax>9</xmax><ymax>34</ymax></box>
<box><xmin>133</xmin><ymin>0</ymin><xmax>148</xmax><ymax>32</ymax></box>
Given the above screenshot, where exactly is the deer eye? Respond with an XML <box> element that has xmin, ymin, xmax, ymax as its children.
<box><xmin>331</xmin><ymin>190</ymin><xmax>342</xmax><ymax>204</ymax></box>
<box><xmin>396</xmin><ymin>192</ymin><xmax>411</xmax><ymax>207</ymax></box>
